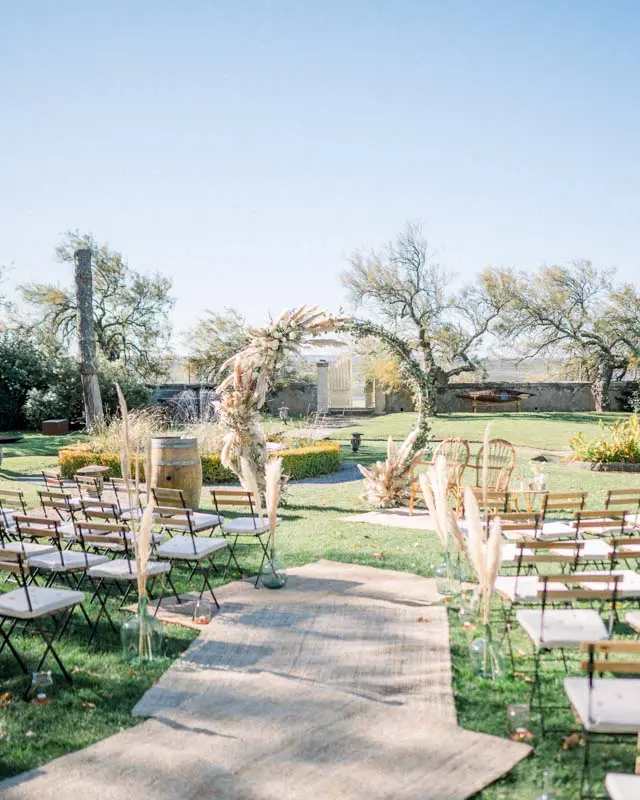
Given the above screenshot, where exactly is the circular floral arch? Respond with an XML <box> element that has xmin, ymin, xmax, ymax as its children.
<box><xmin>217</xmin><ymin>306</ymin><xmax>432</xmax><ymax>485</ymax></box>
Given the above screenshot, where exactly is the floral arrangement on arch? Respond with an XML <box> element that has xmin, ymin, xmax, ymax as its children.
<box><xmin>216</xmin><ymin>306</ymin><xmax>343</xmax><ymax>486</ymax></box>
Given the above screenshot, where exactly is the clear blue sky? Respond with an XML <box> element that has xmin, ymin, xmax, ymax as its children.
<box><xmin>2</xmin><ymin>1</ymin><xmax>640</xmax><ymax>347</ymax></box>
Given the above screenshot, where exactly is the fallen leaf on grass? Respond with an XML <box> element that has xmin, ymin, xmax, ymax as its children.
<box><xmin>24</xmin><ymin>731</ymin><xmax>35</xmax><ymax>738</ymax></box>
<box><xmin>562</xmin><ymin>733</ymin><xmax>585</xmax><ymax>750</ymax></box>
<box><xmin>81</xmin><ymin>701</ymin><xmax>96</xmax><ymax>710</ymax></box>
<box><xmin>514</xmin><ymin>672</ymin><xmax>535</xmax><ymax>684</ymax></box>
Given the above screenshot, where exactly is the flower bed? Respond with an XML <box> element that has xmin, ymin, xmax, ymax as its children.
<box><xmin>569</xmin><ymin>414</ymin><xmax>640</xmax><ymax>465</ymax></box>
<box><xmin>59</xmin><ymin>440</ymin><xmax>341</xmax><ymax>483</ymax></box>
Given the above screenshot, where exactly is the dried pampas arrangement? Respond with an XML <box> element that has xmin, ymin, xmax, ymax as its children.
<box><xmin>418</xmin><ymin>455</ymin><xmax>467</xmax><ymax>559</ymax></box>
<box><xmin>116</xmin><ymin>383</ymin><xmax>162</xmax><ymax>662</ymax></box>
<box><xmin>358</xmin><ymin>429</ymin><xmax>423</xmax><ymax>508</ymax></box>
<box><xmin>240</xmin><ymin>456</ymin><xmax>286</xmax><ymax>588</ymax></box>
<box><xmin>463</xmin><ymin>486</ymin><xmax>502</xmax><ymax>625</ymax></box>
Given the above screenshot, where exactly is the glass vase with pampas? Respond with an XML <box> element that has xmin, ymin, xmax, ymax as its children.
<box><xmin>418</xmin><ymin>458</ymin><xmax>467</xmax><ymax>600</ymax></box>
<box><xmin>464</xmin><ymin>485</ymin><xmax>505</xmax><ymax>680</ymax></box>
<box><xmin>115</xmin><ymin>384</ymin><xmax>165</xmax><ymax>665</ymax></box>
<box><xmin>240</xmin><ymin>457</ymin><xmax>287</xmax><ymax>589</ymax></box>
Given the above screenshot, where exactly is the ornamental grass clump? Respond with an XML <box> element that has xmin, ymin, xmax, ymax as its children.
<box><xmin>358</xmin><ymin>429</ymin><xmax>423</xmax><ymax>508</ymax></box>
<box><xmin>570</xmin><ymin>414</ymin><xmax>640</xmax><ymax>463</ymax></box>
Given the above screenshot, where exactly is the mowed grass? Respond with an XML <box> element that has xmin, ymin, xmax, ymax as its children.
<box><xmin>326</xmin><ymin>411</ymin><xmax>628</xmax><ymax>452</ymax></box>
<box><xmin>1</xmin><ymin>416</ymin><xmax>639</xmax><ymax>796</ymax></box>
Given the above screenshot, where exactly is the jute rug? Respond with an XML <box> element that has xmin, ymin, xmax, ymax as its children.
<box><xmin>0</xmin><ymin>561</ymin><xmax>530</xmax><ymax>799</ymax></box>
<box><xmin>345</xmin><ymin>507</ymin><xmax>437</xmax><ymax>530</ymax></box>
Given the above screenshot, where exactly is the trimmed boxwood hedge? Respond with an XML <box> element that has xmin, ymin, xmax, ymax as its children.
<box><xmin>58</xmin><ymin>440</ymin><xmax>341</xmax><ymax>483</ymax></box>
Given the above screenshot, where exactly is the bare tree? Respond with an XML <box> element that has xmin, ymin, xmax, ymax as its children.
<box><xmin>497</xmin><ymin>261</ymin><xmax>640</xmax><ymax>411</ymax></box>
<box><xmin>74</xmin><ymin>249</ymin><xmax>104</xmax><ymax>429</ymax></box>
<box><xmin>342</xmin><ymin>222</ymin><xmax>510</xmax><ymax>415</ymax></box>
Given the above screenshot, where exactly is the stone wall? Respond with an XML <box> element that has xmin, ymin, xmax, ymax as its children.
<box><xmin>436</xmin><ymin>381</ymin><xmax>631</xmax><ymax>413</ymax></box>
<box><xmin>150</xmin><ymin>380</ymin><xmax>633</xmax><ymax>416</ymax></box>
<box><xmin>264</xmin><ymin>382</ymin><xmax>317</xmax><ymax>416</ymax></box>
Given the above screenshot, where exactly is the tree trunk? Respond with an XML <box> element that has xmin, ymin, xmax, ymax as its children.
<box><xmin>414</xmin><ymin>374</ymin><xmax>434</xmax><ymax>452</ymax></box>
<box><xmin>591</xmin><ymin>363</ymin><xmax>614</xmax><ymax>412</ymax></box>
<box><xmin>74</xmin><ymin>249</ymin><xmax>104</xmax><ymax>430</ymax></box>
<box><xmin>418</xmin><ymin>340</ymin><xmax>438</xmax><ymax>416</ymax></box>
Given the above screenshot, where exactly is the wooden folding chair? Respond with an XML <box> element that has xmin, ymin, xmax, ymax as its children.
<box><xmin>467</xmin><ymin>487</ymin><xmax>512</xmax><ymax>515</ymax></box>
<box><xmin>16</xmin><ymin>514</ymin><xmax>108</xmax><ymax>596</ymax></box>
<box><xmin>0</xmin><ymin>550</ymin><xmax>87</xmax><ymax>693</ymax></box>
<box><xmin>78</xmin><ymin>521</ymin><xmax>173</xmax><ymax>640</ymax></box>
<box><xmin>565</xmin><ymin>641</ymin><xmax>640</xmax><ymax>798</ymax></box>
<box><xmin>154</xmin><ymin>507</ymin><xmax>227</xmax><ymax>606</ymax></box>
<box><xmin>520</xmin><ymin>572</ymin><xmax>623</xmax><ymax>736</ymax></box>
<box><xmin>0</xmin><ymin>488</ymin><xmax>27</xmax><ymax>532</ymax></box>
<box><xmin>605</xmin><ymin>488</ymin><xmax>640</xmax><ymax>515</ymax></box>
<box><xmin>152</xmin><ymin>488</ymin><xmax>222</xmax><ymax>537</ymax></box>
<box><xmin>210</xmin><ymin>488</ymin><xmax>273</xmax><ymax>587</ymax></box>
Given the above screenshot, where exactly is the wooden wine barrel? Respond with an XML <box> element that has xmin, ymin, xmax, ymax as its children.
<box><xmin>150</xmin><ymin>437</ymin><xmax>202</xmax><ymax>510</ymax></box>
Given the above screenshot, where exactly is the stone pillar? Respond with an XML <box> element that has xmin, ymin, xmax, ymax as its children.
<box><xmin>316</xmin><ymin>360</ymin><xmax>329</xmax><ymax>412</ymax></box>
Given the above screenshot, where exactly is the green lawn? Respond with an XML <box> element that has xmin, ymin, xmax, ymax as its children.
<box><xmin>328</xmin><ymin>411</ymin><xmax>628</xmax><ymax>452</ymax></box>
<box><xmin>1</xmin><ymin>416</ymin><xmax>639</xmax><ymax>796</ymax></box>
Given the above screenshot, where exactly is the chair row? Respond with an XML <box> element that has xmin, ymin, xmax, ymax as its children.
<box><xmin>491</xmin><ymin>537</ymin><xmax>640</xmax><ymax>797</ymax></box>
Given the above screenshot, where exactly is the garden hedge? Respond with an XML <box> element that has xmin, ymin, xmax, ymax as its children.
<box><xmin>59</xmin><ymin>440</ymin><xmax>341</xmax><ymax>483</ymax></box>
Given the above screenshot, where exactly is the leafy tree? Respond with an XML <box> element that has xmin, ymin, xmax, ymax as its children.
<box><xmin>0</xmin><ymin>328</ymin><xmax>150</xmax><ymax>430</ymax></box>
<box><xmin>21</xmin><ymin>231</ymin><xmax>174</xmax><ymax>380</ymax></box>
<box><xmin>189</xmin><ymin>308</ymin><xmax>251</xmax><ymax>381</ymax></box>
<box><xmin>342</xmin><ymin>222</ymin><xmax>511</xmax><ymax>415</ymax></box>
<box><xmin>497</xmin><ymin>261</ymin><xmax>640</xmax><ymax>411</ymax></box>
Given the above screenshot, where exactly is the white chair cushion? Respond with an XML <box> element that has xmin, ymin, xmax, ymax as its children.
<box><xmin>579</xmin><ymin>570</ymin><xmax>640</xmax><ymax>598</ymax></box>
<box><xmin>0</xmin><ymin>542</ymin><xmax>56</xmax><ymax>556</ymax></box>
<box><xmin>606</xmin><ymin>773</ymin><xmax>640</xmax><ymax>800</ymax></box>
<box><xmin>494</xmin><ymin>575</ymin><xmax>546</xmax><ymax>602</ymax></box>
<box><xmin>517</xmin><ymin>608</ymin><xmax>609</xmax><ymax>649</ymax></box>
<box><xmin>626</xmin><ymin>610</ymin><xmax>640</xmax><ymax>632</ymax></box>
<box><xmin>536</xmin><ymin>521</ymin><xmax>577</xmax><ymax>539</ymax></box>
<box><xmin>0</xmin><ymin>586</ymin><xmax>84</xmax><ymax>620</ymax></box>
<box><xmin>222</xmin><ymin>517</ymin><xmax>270</xmax><ymax>535</ymax></box>
<box><xmin>157</xmin><ymin>536</ymin><xmax>227</xmax><ymax>562</ymax></box>
<box><xmin>28</xmin><ymin>551</ymin><xmax>109</xmax><ymax>572</ymax></box>
<box><xmin>500</xmin><ymin>543</ymin><xmax>534</xmax><ymax>563</ymax></box>
<box><xmin>88</xmin><ymin>559</ymin><xmax>170</xmax><ymax>580</ymax></box>
<box><xmin>188</xmin><ymin>512</ymin><xmax>223</xmax><ymax>532</ymax></box>
<box><xmin>564</xmin><ymin>677</ymin><xmax>640</xmax><ymax>734</ymax></box>
<box><xmin>577</xmin><ymin>539</ymin><xmax>614</xmax><ymax>558</ymax></box>
<box><xmin>0</xmin><ymin>510</ymin><xmax>18</xmax><ymax>530</ymax></box>
<box><xmin>59</xmin><ymin>522</ymin><xmax>78</xmax><ymax>540</ymax></box>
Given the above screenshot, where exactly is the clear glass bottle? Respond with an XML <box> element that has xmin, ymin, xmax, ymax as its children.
<box><xmin>27</xmin><ymin>671</ymin><xmax>53</xmax><ymax>704</ymax></box>
<box><xmin>435</xmin><ymin>553</ymin><xmax>461</xmax><ymax>598</ymax></box>
<box><xmin>536</xmin><ymin>768</ymin><xmax>555</xmax><ymax>799</ymax></box>
<box><xmin>121</xmin><ymin>597</ymin><xmax>165</xmax><ymax>664</ymax></box>
<box><xmin>470</xmin><ymin>625</ymin><xmax>505</xmax><ymax>680</ymax></box>
<box><xmin>261</xmin><ymin>549</ymin><xmax>287</xmax><ymax>589</ymax></box>
<box><xmin>193</xmin><ymin>597</ymin><xmax>213</xmax><ymax>625</ymax></box>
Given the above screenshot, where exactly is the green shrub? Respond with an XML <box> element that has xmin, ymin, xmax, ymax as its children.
<box><xmin>59</xmin><ymin>440</ymin><xmax>341</xmax><ymax>481</ymax></box>
<box><xmin>570</xmin><ymin>414</ymin><xmax>640</xmax><ymax>463</ymax></box>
